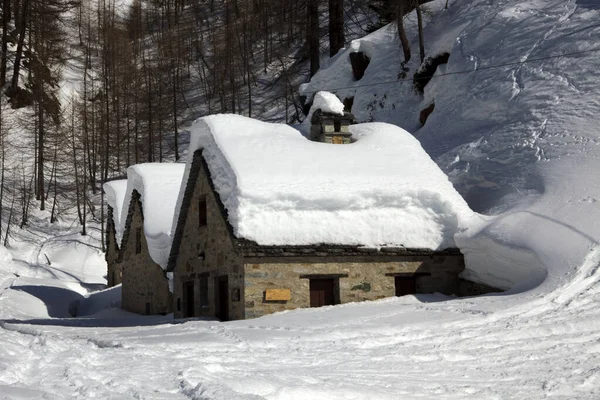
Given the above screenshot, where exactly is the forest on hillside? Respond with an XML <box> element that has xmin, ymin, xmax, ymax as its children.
<box><xmin>0</xmin><ymin>0</ymin><xmax>432</xmax><ymax>246</ymax></box>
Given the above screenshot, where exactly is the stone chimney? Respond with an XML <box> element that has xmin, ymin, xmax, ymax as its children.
<box><xmin>310</xmin><ymin>109</ymin><xmax>354</xmax><ymax>144</ymax></box>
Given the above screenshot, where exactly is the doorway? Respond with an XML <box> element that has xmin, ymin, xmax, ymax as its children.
<box><xmin>216</xmin><ymin>275</ymin><xmax>229</xmax><ymax>321</ymax></box>
<box><xmin>395</xmin><ymin>276</ymin><xmax>417</xmax><ymax>296</ymax></box>
<box><xmin>183</xmin><ymin>281</ymin><xmax>195</xmax><ymax>318</ymax></box>
<box><xmin>310</xmin><ymin>278</ymin><xmax>336</xmax><ymax>307</ymax></box>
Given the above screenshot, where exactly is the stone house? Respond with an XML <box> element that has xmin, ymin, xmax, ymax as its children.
<box><xmin>165</xmin><ymin>102</ymin><xmax>496</xmax><ymax>321</ymax></box>
<box><xmin>167</xmin><ymin>148</ymin><xmax>478</xmax><ymax>320</ymax></box>
<box><xmin>104</xmin><ymin>164</ymin><xmax>185</xmax><ymax>315</ymax></box>
<box><xmin>119</xmin><ymin>189</ymin><xmax>172</xmax><ymax>315</ymax></box>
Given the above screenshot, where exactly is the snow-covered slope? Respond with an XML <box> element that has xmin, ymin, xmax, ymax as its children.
<box><xmin>182</xmin><ymin>113</ymin><xmax>472</xmax><ymax>249</ymax></box>
<box><xmin>302</xmin><ymin>0</ymin><xmax>600</xmax><ymax>291</ymax></box>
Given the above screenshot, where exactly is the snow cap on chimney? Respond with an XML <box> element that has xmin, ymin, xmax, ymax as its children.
<box><xmin>308</xmin><ymin>91</ymin><xmax>354</xmax><ymax>144</ymax></box>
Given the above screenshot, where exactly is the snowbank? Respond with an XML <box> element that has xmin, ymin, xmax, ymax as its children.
<box><xmin>180</xmin><ymin>114</ymin><xmax>472</xmax><ymax>249</ymax></box>
<box><xmin>122</xmin><ymin>163</ymin><xmax>185</xmax><ymax>268</ymax></box>
<box><xmin>77</xmin><ymin>285</ymin><xmax>122</xmax><ymax>317</ymax></box>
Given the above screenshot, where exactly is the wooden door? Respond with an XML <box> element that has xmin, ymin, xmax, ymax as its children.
<box><xmin>183</xmin><ymin>281</ymin><xmax>195</xmax><ymax>318</ymax></box>
<box><xmin>217</xmin><ymin>276</ymin><xmax>229</xmax><ymax>321</ymax></box>
<box><xmin>395</xmin><ymin>276</ymin><xmax>417</xmax><ymax>296</ymax></box>
<box><xmin>310</xmin><ymin>279</ymin><xmax>335</xmax><ymax>307</ymax></box>
<box><xmin>332</xmin><ymin>135</ymin><xmax>343</xmax><ymax>144</ymax></box>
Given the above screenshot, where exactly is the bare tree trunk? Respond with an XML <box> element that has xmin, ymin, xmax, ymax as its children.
<box><xmin>49</xmin><ymin>141</ymin><xmax>58</xmax><ymax>222</ymax></box>
<box><xmin>71</xmin><ymin>99</ymin><xmax>83</xmax><ymax>226</ymax></box>
<box><xmin>307</xmin><ymin>0</ymin><xmax>320</xmax><ymax>77</ymax></box>
<box><xmin>1</xmin><ymin>0</ymin><xmax>11</xmax><ymax>86</ymax></box>
<box><xmin>397</xmin><ymin>1</ymin><xmax>411</xmax><ymax>63</ymax></box>
<box><xmin>328</xmin><ymin>0</ymin><xmax>344</xmax><ymax>57</ymax></box>
<box><xmin>37</xmin><ymin>94</ymin><xmax>45</xmax><ymax>211</ymax></box>
<box><xmin>416</xmin><ymin>4</ymin><xmax>425</xmax><ymax>63</ymax></box>
<box><xmin>11</xmin><ymin>0</ymin><xmax>29</xmax><ymax>94</ymax></box>
<box><xmin>4</xmin><ymin>179</ymin><xmax>15</xmax><ymax>246</ymax></box>
<box><xmin>0</xmin><ymin>99</ymin><xmax>4</xmax><ymax>241</ymax></box>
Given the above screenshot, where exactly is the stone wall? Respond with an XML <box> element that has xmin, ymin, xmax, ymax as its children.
<box><xmin>105</xmin><ymin>207</ymin><xmax>122</xmax><ymax>287</ymax></box>
<box><xmin>172</xmin><ymin>158</ymin><xmax>244</xmax><ymax>320</ymax></box>
<box><xmin>120</xmin><ymin>194</ymin><xmax>171</xmax><ymax>315</ymax></box>
<box><xmin>243</xmin><ymin>254</ymin><xmax>466</xmax><ymax>319</ymax></box>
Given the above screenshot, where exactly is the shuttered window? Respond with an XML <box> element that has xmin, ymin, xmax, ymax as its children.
<box><xmin>199</xmin><ymin>198</ymin><xmax>207</xmax><ymax>227</ymax></box>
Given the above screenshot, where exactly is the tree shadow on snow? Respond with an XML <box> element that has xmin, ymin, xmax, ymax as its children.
<box><xmin>11</xmin><ymin>285</ymin><xmax>84</xmax><ymax>318</ymax></box>
<box><xmin>0</xmin><ymin>314</ymin><xmax>182</xmax><ymax>328</ymax></box>
<box><xmin>576</xmin><ymin>0</ymin><xmax>600</xmax><ymax>9</ymax></box>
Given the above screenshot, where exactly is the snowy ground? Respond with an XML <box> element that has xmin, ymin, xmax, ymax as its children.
<box><xmin>2</xmin><ymin>0</ymin><xmax>600</xmax><ymax>398</ymax></box>
<box><xmin>1</xmin><ymin>212</ymin><xmax>599</xmax><ymax>399</ymax></box>
<box><xmin>1</xmin><ymin>243</ymin><xmax>600</xmax><ymax>399</ymax></box>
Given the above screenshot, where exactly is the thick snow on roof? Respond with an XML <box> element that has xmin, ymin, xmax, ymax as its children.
<box><xmin>312</xmin><ymin>91</ymin><xmax>345</xmax><ymax>115</ymax></box>
<box><xmin>122</xmin><ymin>163</ymin><xmax>185</xmax><ymax>268</ymax></box>
<box><xmin>103</xmin><ymin>179</ymin><xmax>128</xmax><ymax>240</ymax></box>
<box><xmin>182</xmin><ymin>114</ymin><xmax>472</xmax><ymax>249</ymax></box>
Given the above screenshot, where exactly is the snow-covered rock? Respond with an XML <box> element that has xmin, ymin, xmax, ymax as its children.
<box><xmin>122</xmin><ymin>163</ymin><xmax>185</xmax><ymax>268</ymax></box>
<box><xmin>179</xmin><ymin>114</ymin><xmax>473</xmax><ymax>249</ymax></box>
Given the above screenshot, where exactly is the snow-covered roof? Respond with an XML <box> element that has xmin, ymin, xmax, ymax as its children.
<box><xmin>176</xmin><ymin>114</ymin><xmax>473</xmax><ymax>250</ymax></box>
<box><xmin>312</xmin><ymin>91</ymin><xmax>345</xmax><ymax>115</ymax></box>
<box><xmin>121</xmin><ymin>163</ymin><xmax>186</xmax><ymax>268</ymax></box>
<box><xmin>103</xmin><ymin>179</ymin><xmax>128</xmax><ymax>241</ymax></box>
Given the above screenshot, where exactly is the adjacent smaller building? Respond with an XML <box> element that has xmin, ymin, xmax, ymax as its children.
<box><xmin>103</xmin><ymin>163</ymin><xmax>185</xmax><ymax>315</ymax></box>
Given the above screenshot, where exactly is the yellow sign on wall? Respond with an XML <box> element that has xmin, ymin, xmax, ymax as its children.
<box><xmin>265</xmin><ymin>289</ymin><xmax>291</xmax><ymax>301</ymax></box>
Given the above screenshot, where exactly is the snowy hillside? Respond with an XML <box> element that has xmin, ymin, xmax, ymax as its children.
<box><xmin>2</xmin><ymin>0</ymin><xmax>600</xmax><ymax>398</ymax></box>
<box><xmin>302</xmin><ymin>0</ymin><xmax>600</xmax><ymax>290</ymax></box>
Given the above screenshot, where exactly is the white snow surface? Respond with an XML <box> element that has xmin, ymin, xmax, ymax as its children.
<box><xmin>181</xmin><ymin>114</ymin><xmax>472</xmax><ymax>249</ymax></box>
<box><xmin>122</xmin><ymin>163</ymin><xmax>185</xmax><ymax>268</ymax></box>
<box><xmin>3</xmin><ymin>1</ymin><xmax>600</xmax><ymax>398</ymax></box>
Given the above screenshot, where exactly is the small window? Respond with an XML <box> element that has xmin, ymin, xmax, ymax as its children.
<box><xmin>135</xmin><ymin>227</ymin><xmax>142</xmax><ymax>254</ymax></box>
<box><xmin>199</xmin><ymin>198</ymin><xmax>207</xmax><ymax>227</ymax></box>
<box><xmin>177</xmin><ymin>297</ymin><xmax>181</xmax><ymax>311</ymax></box>
<box><xmin>200</xmin><ymin>275</ymin><xmax>209</xmax><ymax>307</ymax></box>
<box><xmin>334</xmin><ymin>119</ymin><xmax>342</xmax><ymax>132</ymax></box>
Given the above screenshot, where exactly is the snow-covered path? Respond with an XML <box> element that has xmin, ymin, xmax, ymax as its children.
<box><xmin>2</xmin><ymin>245</ymin><xmax>600</xmax><ymax>399</ymax></box>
